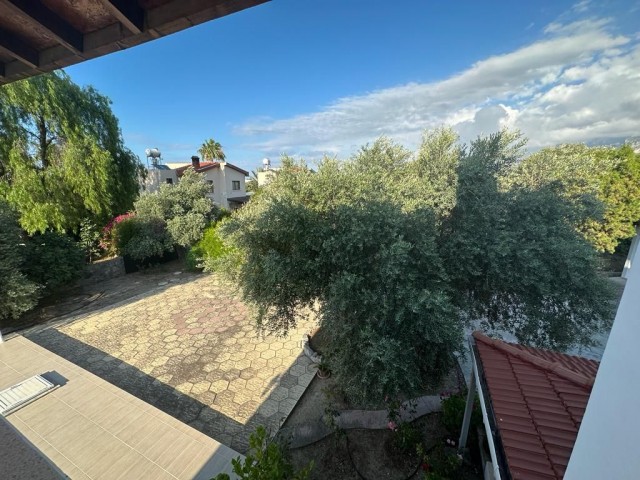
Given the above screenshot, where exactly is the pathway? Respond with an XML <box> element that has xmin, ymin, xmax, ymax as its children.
<box><xmin>24</xmin><ymin>271</ymin><xmax>318</xmax><ymax>453</ymax></box>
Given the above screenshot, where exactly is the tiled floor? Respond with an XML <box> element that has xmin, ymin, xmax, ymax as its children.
<box><xmin>0</xmin><ymin>336</ymin><xmax>241</xmax><ymax>479</ymax></box>
<box><xmin>25</xmin><ymin>272</ymin><xmax>318</xmax><ymax>452</ymax></box>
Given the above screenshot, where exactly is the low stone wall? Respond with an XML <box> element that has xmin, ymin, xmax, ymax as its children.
<box><xmin>85</xmin><ymin>256</ymin><xmax>125</xmax><ymax>283</ymax></box>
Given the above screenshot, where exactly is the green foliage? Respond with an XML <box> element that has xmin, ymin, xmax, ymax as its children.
<box><xmin>23</xmin><ymin>231</ymin><xmax>85</xmax><ymax>294</ymax></box>
<box><xmin>220</xmin><ymin>144</ymin><xmax>462</xmax><ymax>402</ymax></box>
<box><xmin>217</xmin><ymin>129</ymin><xmax>614</xmax><ymax>401</ymax></box>
<box><xmin>393</xmin><ymin>422</ymin><xmax>422</xmax><ymax>454</ymax></box>
<box><xmin>211</xmin><ymin>426</ymin><xmax>312</xmax><ymax>480</ymax></box>
<box><xmin>0</xmin><ymin>72</ymin><xmax>141</xmax><ymax>233</ymax></box>
<box><xmin>0</xmin><ymin>200</ymin><xmax>39</xmax><ymax>322</ymax></box>
<box><xmin>505</xmin><ymin>144</ymin><xmax>640</xmax><ymax>253</ymax></box>
<box><xmin>135</xmin><ymin>168</ymin><xmax>214</xmax><ymax>247</ymax></box>
<box><xmin>186</xmin><ymin>223</ymin><xmax>232</xmax><ymax>271</ymax></box>
<box><xmin>406</xmin><ymin>126</ymin><xmax>461</xmax><ymax>219</ymax></box>
<box><xmin>441</xmin><ymin>393</ymin><xmax>481</xmax><ymax>434</ymax></box>
<box><xmin>113</xmin><ymin>217</ymin><xmax>173</xmax><ymax>262</ymax></box>
<box><xmin>79</xmin><ymin>218</ymin><xmax>102</xmax><ymax>263</ymax></box>
<box><xmin>198</xmin><ymin>138</ymin><xmax>226</xmax><ymax>161</ymax></box>
<box><xmin>444</xmin><ymin>132</ymin><xmax>613</xmax><ymax>350</ymax></box>
<box><xmin>418</xmin><ymin>444</ymin><xmax>463</xmax><ymax>480</ymax></box>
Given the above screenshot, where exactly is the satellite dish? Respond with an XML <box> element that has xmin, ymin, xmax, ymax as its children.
<box><xmin>262</xmin><ymin>158</ymin><xmax>271</xmax><ymax>169</ymax></box>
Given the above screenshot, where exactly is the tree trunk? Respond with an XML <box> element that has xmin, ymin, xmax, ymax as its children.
<box><xmin>38</xmin><ymin>114</ymin><xmax>48</xmax><ymax>168</ymax></box>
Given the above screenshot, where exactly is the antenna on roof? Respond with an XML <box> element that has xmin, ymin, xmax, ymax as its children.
<box><xmin>262</xmin><ymin>157</ymin><xmax>271</xmax><ymax>170</ymax></box>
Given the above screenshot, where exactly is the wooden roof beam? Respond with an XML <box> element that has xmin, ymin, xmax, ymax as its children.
<box><xmin>0</xmin><ymin>26</ymin><xmax>39</xmax><ymax>68</ymax></box>
<box><xmin>0</xmin><ymin>0</ymin><xmax>84</xmax><ymax>54</ymax></box>
<box><xmin>99</xmin><ymin>0</ymin><xmax>145</xmax><ymax>34</ymax></box>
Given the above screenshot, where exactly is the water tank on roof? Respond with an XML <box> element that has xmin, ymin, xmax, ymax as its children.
<box><xmin>145</xmin><ymin>148</ymin><xmax>161</xmax><ymax>159</ymax></box>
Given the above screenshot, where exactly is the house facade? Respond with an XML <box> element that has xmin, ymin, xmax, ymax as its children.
<box><xmin>144</xmin><ymin>156</ymin><xmax>249</xmax><ymax>210</ymax></box>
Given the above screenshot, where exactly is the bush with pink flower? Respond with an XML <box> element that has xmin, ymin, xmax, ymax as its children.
<box><xmin>99</xmin><ymin>212</ymin><xmax>135</xmax><ymax>256</ymax></box>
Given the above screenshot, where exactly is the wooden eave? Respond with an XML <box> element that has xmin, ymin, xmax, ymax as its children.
<box><xmin>0</xmin><ymin>0</ymin><xmax>269</xmax><ymax>85</ymax></box>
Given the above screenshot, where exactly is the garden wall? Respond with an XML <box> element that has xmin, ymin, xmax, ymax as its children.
<box><xmin>85</xmin><ymin>256</ymin><xmax>125</xmax><ymax>283</ymax></box>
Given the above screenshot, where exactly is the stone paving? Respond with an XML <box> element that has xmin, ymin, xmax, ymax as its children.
<box><xmin>25</xmin><ymin>271</ymin><xmax>318</xmax><ymax>453</ymax></box>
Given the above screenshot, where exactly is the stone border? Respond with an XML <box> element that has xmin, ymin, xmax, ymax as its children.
<box><xmin>284</xmin><ymin>395</ymin><xmax>443</xmax><ymax>449</ymax></box>
<box><xmin>302</xmin><ymin>334</ymin><xmax>322</xmax><ymax>364</ymax></box>
<box><xmin>288</xmin><ymin>337</ymin><xmax>443</xmax><ymax>448</ymax></box>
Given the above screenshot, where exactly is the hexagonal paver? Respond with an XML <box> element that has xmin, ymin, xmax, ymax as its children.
<box><xmin>257</xmin><ymin>399</ymin><xmax>279</xmax><ymax>417</ymax></box>
<box><xmin>191</xmin><ymin>381</ymin><xmax>211</xmax><ymax>395</ymax></box>
<box><xmin>227</xmin><ymin>378</ymin><xmax>247</xmax><ymax>393</ymax></box>
<box><xmin>259</xmin><ymin>349</ymin><xmax>276</xmax><ymax>360</ymax></box>
<box><xmin>176</xmin><ymin>382</ymin><xmax>194</xmax><ymax>394</ymax></box>
<box><xmin>269</xmin><ymin>387</ymin><xmax>290</xmax><ymax>402</ymax></box>
<box><xmin>210</xmin><ymin>379</ymin><xmax>230</xmax><ymax>392</ymax></box>
<box><xmin>266</xmin><ymin>357</ymin><xmax>283</xmax><ymax>368</ymax></box>
<box><xmin>28</xmin><ymin>271</ymin><xmax>318</xmax><ymax>456</ymax></box>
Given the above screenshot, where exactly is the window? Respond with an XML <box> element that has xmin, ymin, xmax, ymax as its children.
<box><xmin>232</xmin><ymin>180</ymin><xmax>241</xmax><ymax>190</ymax></box>
<box><xmin>165</xmin><ymin>178</ymin><xmax>173</xmax><ymax>184</ymax></box>
<box><xmin>207</xmin><ymin>180</ymin><xmax>214</xmax><ymax>193</ymax></box>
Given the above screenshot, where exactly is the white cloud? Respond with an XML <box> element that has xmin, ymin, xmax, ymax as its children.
<box><xmin>236</xmin><ymin>18</ymin><xmax>639</xmax><ymax>158</ymax></box>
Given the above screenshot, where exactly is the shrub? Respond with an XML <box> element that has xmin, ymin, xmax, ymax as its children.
<box><xmin>113</xmin><ymin>217</ymin><xmax>173</xmax><ymax>262</ymax></box>
<box><xmin>212</xmin><ymin>426</ymin><xmax>312</xmax><ymax>480</ymax></box>
<box><xmin>135</xmin><ymin>168</ymin><xmax>214</xmax><ymax>247</ymax></box>
<box><xmin>0</xmin><ymin>200</ymin><xmax>39</xmax><ymax>322</ymax></box>
<box><xmin>100</xmin><ymin>212</ymin><xmax>134</xmax><ymax>256</ymax></box>
<box><xmin>186</xmin><ymin>223</ymin><xmax>233</xmax><ymax>271</ymax></box>
<box><xmin>79</xmin><ymin>218</ymin><xmax>102</xmax><ymax>262</ymax></box>
<box><xmin>441</xmin><ymin>392</ymin><xmax>481</xmax><ymax>435</ymax></box>
<box><xmin>419</xmin><ymin>444</ymin><xmax>463</xmax><ymax>480</ymax></box>
<box><xmin>23</xmin><ymin>231</ymin><xmax>85</xmax><ymax>293</ymax></box>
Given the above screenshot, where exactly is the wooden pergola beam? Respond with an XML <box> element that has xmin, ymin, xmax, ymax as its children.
<box><xmin>0</xmin><ymin>26</ymin><xmax>39</xmax><ymax>68</ymax></box>
<box><xmin>99</xmin><ymin>0</ymin><xmax>145</xmax><ymax>34</ymax></box>
<box><xmin>0</xmin><ymin>0</ymin><xmax>84</xmax><ymax>54</ymax></box>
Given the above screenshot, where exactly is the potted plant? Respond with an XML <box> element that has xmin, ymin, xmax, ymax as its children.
<box><xmin>316</xmin><ymin>360</ymin><xmax>331</xmax><ymax>379</ymax></box>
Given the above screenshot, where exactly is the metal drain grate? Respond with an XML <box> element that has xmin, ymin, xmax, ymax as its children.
<box><xmin>0</xmin><ymin>375</ymin><xmax>56</xmax><ymax>416</ymax></box>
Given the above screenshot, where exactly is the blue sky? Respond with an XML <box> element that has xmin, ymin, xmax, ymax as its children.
<box><xmin>66</xmin><ymin>0</ymin><xmax>640</xmax><ymax>172</ymax></box>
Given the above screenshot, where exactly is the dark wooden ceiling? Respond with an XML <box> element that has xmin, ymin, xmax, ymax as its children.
<box><xmin>0</xmin><ymin>0</ymin><xmax>269</xmax><ymax>85</ymax></box>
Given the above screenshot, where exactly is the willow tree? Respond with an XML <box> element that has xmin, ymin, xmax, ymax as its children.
<box><xmin>198</xmin><ymin>138</ymin><xmax>226</xmax><ymax>162</ymax></box>
<box><xmin>0</xmin><ymin>71</ymin><xmax>141</xmax><ymax>233</ymax></box>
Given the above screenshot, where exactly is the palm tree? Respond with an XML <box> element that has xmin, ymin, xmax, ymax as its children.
<box><xmin>198</xmin><ymin>138</ymin><xmax>225</xmax><ymax>162</ymax></box>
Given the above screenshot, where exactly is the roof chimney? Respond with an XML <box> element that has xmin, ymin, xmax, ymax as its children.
<box><xmin>191</xmin><ymin>155</ymin><xmax>200</xmax><ymax>169</ymax></box>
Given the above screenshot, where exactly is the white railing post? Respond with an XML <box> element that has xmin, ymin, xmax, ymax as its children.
<box><xmin>458</xmin><ymin>366</ymin><xmax>477</xmax><ymax>450</ymax></box>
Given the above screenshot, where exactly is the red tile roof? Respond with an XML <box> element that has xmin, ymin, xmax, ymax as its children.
<box><xmin>175</xmin><ymin>162</ymin><xmax>249</xmax><ymax>177</ymax></box>
<box><xmin>472</xmin><ymin>332</ymin><xmax>599</xmax><ymax>480</ymax></box>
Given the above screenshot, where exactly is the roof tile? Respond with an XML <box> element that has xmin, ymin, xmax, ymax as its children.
<box><xmin>472</xmin><ymin>332</ymin><xmax>598</xmax><ymax>479</ymax></box>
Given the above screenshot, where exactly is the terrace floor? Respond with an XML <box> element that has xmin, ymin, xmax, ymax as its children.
<box><xmin>21</xmin><ymin>268</ymin><xmax>318</xmax><ymax>453</ymax></box>
<box><xmin>0</xmin><ymin>336</ymin><xmax>240</xmax><ymax>479</ymax></box>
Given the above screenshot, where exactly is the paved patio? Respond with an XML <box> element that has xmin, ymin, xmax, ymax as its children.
<box><xmin>0</xmin><ymin>336</ymin><xmax>240</xmax><ymax>479</ymax></box>
<box><xmin>24</xmin><ymin>270</ymin><xmax>318</xmax><ymax>453</ymax></box>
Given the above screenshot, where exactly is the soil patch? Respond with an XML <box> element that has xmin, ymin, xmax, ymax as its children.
<box><xmin>289</xmin><ymin>414</ymin><xmax>468</xmax><ymax>480</ymax></box>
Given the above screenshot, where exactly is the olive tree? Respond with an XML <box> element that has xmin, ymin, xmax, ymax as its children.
<box><xmin>218</xmin><ymin>130</ymin><xmax>614</xmax><ymax>401</ymax></box>
<box><xmin>135</xmin><ymin>168</ymin><xmax>215</xmax><ymax>247</ymax></box>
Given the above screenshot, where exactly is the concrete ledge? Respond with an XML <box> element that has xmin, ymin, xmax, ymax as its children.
<box><xmin>285</xmin><ymin>395</ymin><xmax>443</xmax><ymax>448</ymax></box>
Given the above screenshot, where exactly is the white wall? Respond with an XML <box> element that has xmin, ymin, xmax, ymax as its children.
<box><xmin>223</xmin><ymin>165</ymin><xmax>246</xmax><ymax>199</ymax></box>
<box><xmin>622</xmin><ymin>226</ymin><xmax>639</xmax><ymax>279</ymax></box>
<box><xmin>143</xmin><ymin>169</ymin><xmax>177</xmax><ymax>193</ymax></box>
<box><xmin>565</xmin><ymin>255</ymin><xmax>640</xmax><ymax>479</ymax></box>
<box><xmin>199</xmin><ymin>164</ymin><xmax>246</xmax><ymax>209</ymax></box>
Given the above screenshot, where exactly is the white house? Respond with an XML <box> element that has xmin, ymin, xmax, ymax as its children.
<box><xmin>142</xmin><ymin>164</ymin><xmax>178</xmax><ymax>193</ymax></box>
<box><xmin>174</xmin><ymin>156</ymin><xmax>249</xmax><ymax>210</ymax></box>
